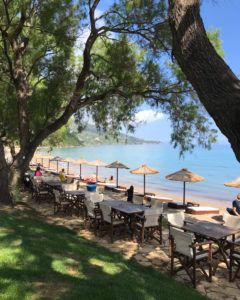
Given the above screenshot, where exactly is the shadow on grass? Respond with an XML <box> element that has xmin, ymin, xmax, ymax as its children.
<box><xmin>0</xmin><ymin>208</ymin><xmax>208</xmax><ymax>300</ymax></box>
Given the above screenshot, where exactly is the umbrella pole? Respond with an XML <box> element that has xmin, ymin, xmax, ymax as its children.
<box><xmin>96</xmin><ymin>166</ymin><xmax>98</xmax><ymax>182</ymax></box>
<box><xmin>80</xmin><ymin>164</ymin><xmax>82</xmax><ymax>180</ymax></box>
<box><xmin>67</xmin><ymin>162</ymin><xmax>69</xmax><ymax>175</ymax></box>
<box><xmin>144</xmin><ymin>174</ymin><xmax>146</xmax><ymax>195</ymax></box>
<box><xmin>116</xmin><ymin>168</ymin><xmax>119</xmax><ymax>187</ymax></box>
<box><xmin>183</xmin><ymin>181</ymin><xmax>186</xmax><ymax>205</ymax></box>
<box><xmin>57</xmin><ymin>161</ymin><xmax>59</xmax><ymax>173</ymax></box>
<box><xmin>48</xmin><ymin>159</ymin><xmax>50</xmax><ymax>169</ymax></box>
<box><xmin>41</xmin><ymin>158</ymin><xmax>43</xmax><ymax>167</ymax></box>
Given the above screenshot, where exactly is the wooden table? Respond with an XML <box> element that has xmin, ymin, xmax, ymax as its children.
<box><xmin>102</xmin><ymin>200</ymin><xmax>145</xmax><ymax>240</ymax></box>
<box><xmin>183</xmin><ymin>220</ymin><xmax>240</xmax><ymax>271</ymax></box>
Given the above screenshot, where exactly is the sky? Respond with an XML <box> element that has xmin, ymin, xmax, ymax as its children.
<box><xmin>131</xmin><ymin>0</ymin><xmax>240</xmax><ymax>143</ymax></box>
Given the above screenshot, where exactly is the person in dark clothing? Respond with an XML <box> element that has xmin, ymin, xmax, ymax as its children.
<box><xmin>127</xmin><ymin>185</ymin><xmax>134</xmax><ymax>202</ymax></box>
<box><xmin>226</xmin><ymin>193</ymin><xmax>240</xmax><ymax>216</ymax></box>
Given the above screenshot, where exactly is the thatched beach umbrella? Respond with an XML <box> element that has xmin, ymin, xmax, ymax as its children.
<box><xmin>50</xmin><ymin>156</ymin><xmax>64</xmax><ymax>173</ymax></box>
<box><xmin>106</xmin><ymin>161</ymin><xmax>129</xmax><ymax>187</ymax></box>
<box><xmin>40</xmin><ymin>154</ymin><xmax>53</xmax><ymax>168</ymax></box>
<box><xmin>130</xmin><ymin>164</ymin><xmax>159</xmax><ymax>195</ymax></box>
<box><xmin>165</xmin><ymin>168</ymin><xmax>204</xmax><ymax>205</ymax></box>
<box><xmin>224</xmin><ymin>177</ymin><xmax>240</xmax><ymax>188</ymax></box>
<box><xmin>33</xmin><ymin>153</ymin><xmax>42</xmax><ymax>164</ymax></box>
<box><xmin>75</xmin><ymin>159</ymin><xmax>89</xmax><ymax>180</ymax></box>
<box><xmin>64</xmin><ymin>158</ymin><xmax>77</xmax><ymax>174</ymax></box>
<box><xmin>87</xmin><ymin>160</ymin><xmax>107</xmax><ymax>182</ymax></box>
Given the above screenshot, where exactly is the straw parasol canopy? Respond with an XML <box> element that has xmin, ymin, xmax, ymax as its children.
<box><xmin>50</xmin><ymin>156</ymin><xmax>64</xmax><ymax>172</ymax></box>
<box><xmin>224</xmin><ymin>177</ymin><xmax>240</xmax><ymax>188</ymax></box>
<box><xmin>33</xmin><ymin>154</ymin><xmax>53</xmax><ymax>166</ymax></box>
<box><xmin>165</xmin><ymin>168</ymin><xmax>204</xmax><ymax>205</ymax></box>
<box><xmin>130</xmin><ymin>164</ymin><xmax>159</xmax><ymax>195</ymax></box>
<box><xmin>64</xmin><ymin>158</ymin><xmax>77</xmax><ymax>174</ymax></box>
<box><xmin>106</xmin><ymin>161</ymin><xmax>129</xmax><ymax>187</ymax></box>
<box><xmin>75</xmin><ymin>158</ymin><xmax>89</xmax><ymax>180</ymax></box>
<box><xmin>87</xmin><ymin>160</ymin><xmax>107</xmax><ymax>181</ymax></box>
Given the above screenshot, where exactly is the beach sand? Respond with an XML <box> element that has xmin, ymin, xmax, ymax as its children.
<box><xmin>34</xmin><ymin>159</ymin><xmax>232</xmax><ymax>215</ymax></box>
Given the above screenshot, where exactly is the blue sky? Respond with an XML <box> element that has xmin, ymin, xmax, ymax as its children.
<box><xmin>132</xmin><ymin>0</ymin><xmax>240</xmax><ymax>143</ymax></box>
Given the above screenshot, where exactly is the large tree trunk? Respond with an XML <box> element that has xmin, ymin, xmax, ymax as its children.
<box><xmin>168</xmin><ymin>0</ymin><xmax>240</xmax><ymax>161</ymax></box>
<box><xmin>0</xmin><ymin>142</ymin><xmax>12</xmax><ymax>205</ymax></box>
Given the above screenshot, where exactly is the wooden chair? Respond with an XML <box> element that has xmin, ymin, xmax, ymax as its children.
<box><xmin>99</xmin><ymin>202</ymin><xmax>126</xmax><ymax>243</ymax></box>
<box><xmin>170</xmin><ymin>226</ymin><xmax>213</xmax><ymax>288</ymax></box>
<box><xmin>135</xmin><ymin>208</ymin><xmax>163</xmax><ymax>246</ymax></box>
<box><xmin>223</xmin><ymin>214</ymin><xmax>240</xmax><ymax>242</ymax></box>
<box><xmin>31</xmin><ymin>178</ymin><xmax>53</xmax><ymax>203</ymax></box>
<box><xmin>83</xmin><ymin>198</ymin><xmax>102</xmax><ymax>234</ymax></box>
<box><xmin>167</xmin><ymin>211</ymin><xmax>186</xmax><ymax>229</ymax></box>
<box><xmin>53</xmin><ymin>189</ymin><xmax>71</xmax><ymax>215</ymax></box>
<box><xmin>229</xmin><ymin>241</ymin><xmax>240</xmax><ymax>282</ymax></box>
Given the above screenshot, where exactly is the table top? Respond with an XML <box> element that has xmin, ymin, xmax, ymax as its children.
<box><xmin>103</xmin><ymin>200</ymin><xmax>144</xmax><ymax>215</ymax></box>
<box><xmin>65</xmin><ymin>190</ymin><xmax>85</xmax><ymax>195</ymax></box>
<box><xmin>183</xmin><ymin>220</ymin><xmax>240</xmax><ymax>240</ymax></box>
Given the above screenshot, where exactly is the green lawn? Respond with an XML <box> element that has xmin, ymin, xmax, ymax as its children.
<box><xmin>0</xmin><ymin>206</ymin><xmax>207</xmax><ymax>300</ymax></box>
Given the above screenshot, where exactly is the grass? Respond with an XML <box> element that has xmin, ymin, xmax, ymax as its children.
<box><xmin>0</xmin><ymin>206</ymin><xmax>208</xmax><ymax>300</ymax></box>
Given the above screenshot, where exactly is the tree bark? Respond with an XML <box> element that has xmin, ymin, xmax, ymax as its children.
<box><xmin>0</xmin><ymin>142</ymin><xmax>11</xmax><ymax>205</ymax></box>
<box><xmin>168</xmin><ymin>0</ymin><xmax>240</xmax><ymax>161</ymax></box>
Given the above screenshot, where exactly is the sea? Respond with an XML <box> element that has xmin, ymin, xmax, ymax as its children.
<box><xmin>40</xmin><ymin>143</ymin><xmax>240</xmax><ymax>204</ymax></box>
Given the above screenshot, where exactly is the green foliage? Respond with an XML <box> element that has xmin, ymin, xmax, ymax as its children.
<box><xmin>0</xmin><ymin>208</ymin><xmax>207</xmax><ymax>299</ymax></box>
<box><xmin>207</xmin><ymin>28</ymin><xmax>225</xmax><ymax>58</ymax></box>
<box><xmin>0</xmin><ymin>0</ymin><xmax>225</xmax><ymax>160</ymax></box>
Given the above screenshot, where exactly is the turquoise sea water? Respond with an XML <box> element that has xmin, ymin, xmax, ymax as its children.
<box><xmin>42</xmin><ymin>143</ymin><xmax>240</xmax><ymax>203</ymax></box>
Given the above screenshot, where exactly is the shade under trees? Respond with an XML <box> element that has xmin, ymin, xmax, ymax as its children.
<box><xmin>0</xmin><ymin>0</ymin><xmax>221</xmax><ymax>203</ymax></box>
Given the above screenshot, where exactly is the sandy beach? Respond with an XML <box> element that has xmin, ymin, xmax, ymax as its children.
<box><xmin>34</xmin><ymin>158</ymin><xmax>233</xmax><ymax>215</ymax></box>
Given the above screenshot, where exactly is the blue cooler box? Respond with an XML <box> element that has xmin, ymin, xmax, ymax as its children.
<box><xmin>87</xmin><ymin>183</ymin><xmax>97</xmax><ymax>192</ymax></box>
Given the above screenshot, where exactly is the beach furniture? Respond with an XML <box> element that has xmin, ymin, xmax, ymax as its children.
<box><xmin>53</xmin><ymin>189</ymin><xmax>72</xmax><ymax>215</ymax></box>
<box><xmin>167</xmin><ymin>211</ymin><xmax>186</xmax><ymax>229</ymax></box>
<box><xmin>222</xmin><ymin>214</ymin><xmax>240</xmax><ymax>242</ymax></box>
<box><xmin>229</xmin><ymin>240</ymin><xmax>240</xmax><ymax>282</ymax></box>
<box><xmin>87</xmin><ymin>160</ymin><xmax>107</xmax><ymax>182</ymax></box>
<box><xmin>134</xmin><ymin>207</ymin><xmax>163</xmax><ymax>245</ymax></box>
<box><xmin>170</xmin><ymin>226</ymin><xmax>213</xmax><ymax>288</ymax></box>
<box><xmin>130</xmin><ymin>164</ymin><xmax>159</xmax><ymax>196</ymax></box>
<box><xmin>83</xmin><ymin>198</ymin><xmax>102</xmax><ymax>234</ymax></box>
<box><xmin>166</xmin><ymin>168</ymin><xmax>204</xmax><ymax>205</ymax></box>
<box><xmin>105</xmin><ymin>161</ymin><xmax>129</xmax><ymax>188</ymax></box>
<box><xmin>182</xmin><ymin>220</ymin><xmax>240</xmax><ymax>273</ymax></box>
<box><xmin>186</xmin><ymin>206</ymin><xmax>219</xmax><ymax>215</ymax></box>
<box><xmin>99</xmin><ymin>202</ymin><xmax>126</xmax><ymax>242</ymax></box>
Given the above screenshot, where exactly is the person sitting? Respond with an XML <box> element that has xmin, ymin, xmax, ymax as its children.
<box><xmin>34</xmin><ymin>166</ymin><xmax>42</xmax><ymax>177</ymax></box>
<box><xmin>59</xmin><ymin>168</ymin><xmax>66</xmax><ymax>182</ymax></box>
<box><xmin>127</xmin><ymin>185</ymin><xmax>134</xmax><ymax>202</ymax></box>
<box><xmin>226</xmin><ymin>193</ymin><xmax>240</xmax><ymax>216</ymax></box>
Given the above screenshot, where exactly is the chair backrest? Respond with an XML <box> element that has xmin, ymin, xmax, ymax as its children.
<box><xmin>53</xmin><ymin>189</ymin><xmax>61</xmax><ymax>203</ymax></box>
<box><xmin>85</xmin><ymin>192</ymin><xmax>104</xmax><ymax>203</ymax></box>
<box><xmin>144</xmin><ymin>208</ymin><xmax>163</xmax><ymax>227</ymax></box>
<box><xmin>62</xmin><ymin>182</ymin><xmax>78</xmax><ymax>191</ymax></box>
<box><xmin>167</xmin><ymin>212</ymin><xmax>185</xmax><ymax>228</ymax></box>
<box><xmin>170</xmin><ymin>226</ymin><xmax>195</xmax><ymax>258</ymax></box>
<box><xmin>84</xmin><ymin>198</ymin><xmax>96</xmax><ymax>217</ymax></box>
<box><xmin>223</xmin><ymin>213</ymin><xmax>240</xmax><ymax>228</ymax></box>
<box><xmin>150</xmin><ymin>199</ymin><xmax>164</xmax><ymax>209</ymax></box>
<box><xmin>99</xmin><ymin>203</ymin><xmax>112</xmax><ymax>223</ymax></box>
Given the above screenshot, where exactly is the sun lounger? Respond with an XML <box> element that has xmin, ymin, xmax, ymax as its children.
<box><xmin>186</xmin><ymin>206</ymin><xmax>219</xmax><ymax>215</ymax></box>
<box><xmin>145</xmin><ymin>195</ymin><xmax>173</xmax><ymax>203</ymax></box>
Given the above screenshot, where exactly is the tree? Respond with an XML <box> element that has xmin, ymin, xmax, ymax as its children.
<box><xmin>0</xmin><ymin>0</ymin><xmax>217</xmax><ymax>204</ymax></box>
<box><xmin>168</xmin><ymin>0</ymin><xmax>240</xmax><ymax>161</ymax></box>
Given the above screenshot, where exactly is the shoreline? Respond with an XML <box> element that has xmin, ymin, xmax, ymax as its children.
<box><xmin>36</xmin><ymin>159</ymin><xmax>232</xmax><ymax>214</ymax></box>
